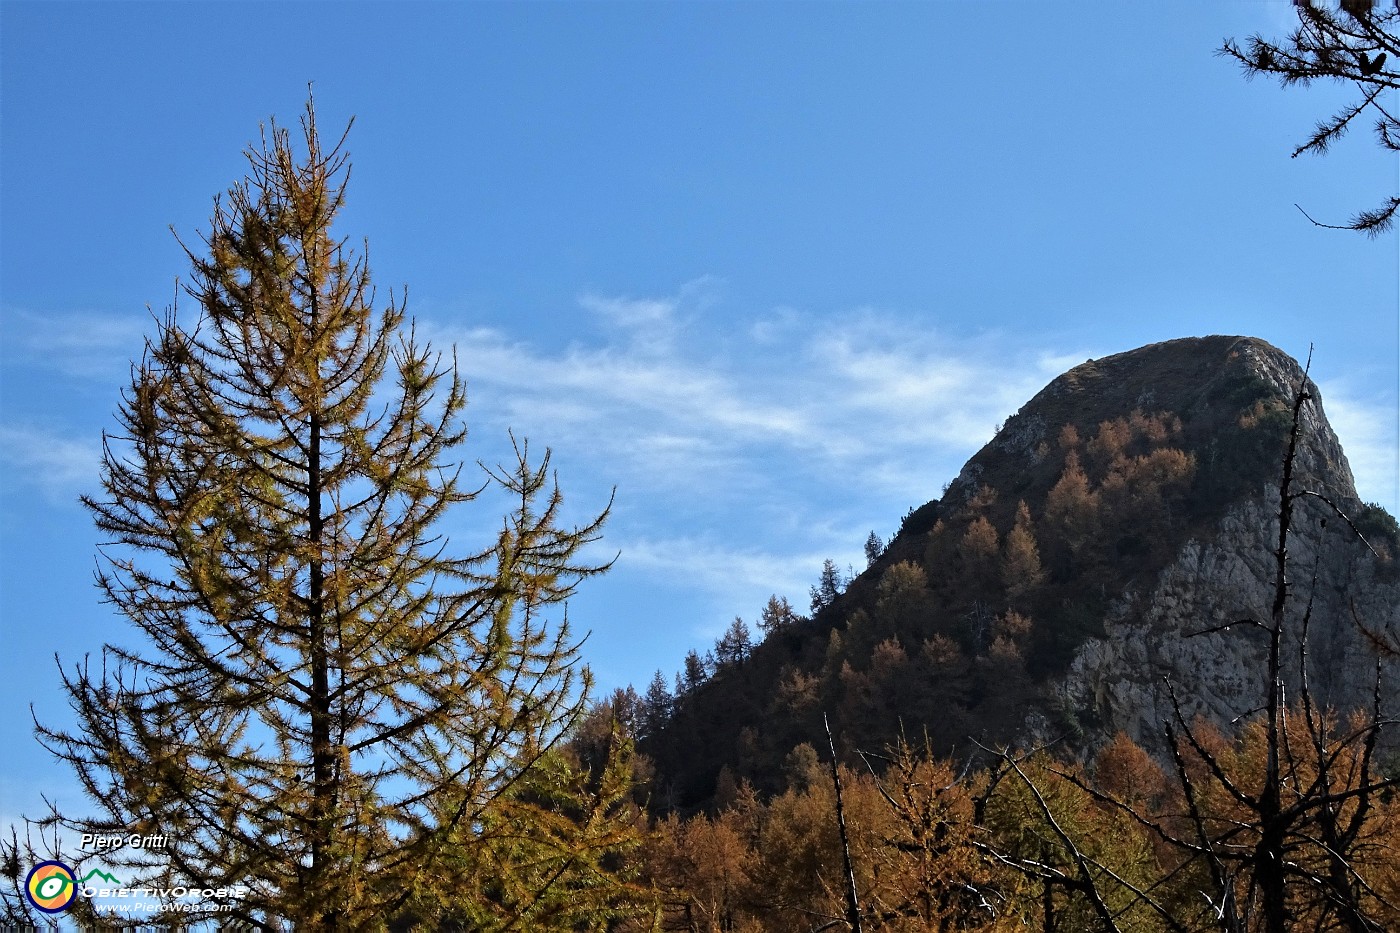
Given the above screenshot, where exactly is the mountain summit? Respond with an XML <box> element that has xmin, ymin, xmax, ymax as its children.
<box><xmin>642</xmin><ymin>336</ymin><xmax>1399</xmax><ymax>809</ymax></box>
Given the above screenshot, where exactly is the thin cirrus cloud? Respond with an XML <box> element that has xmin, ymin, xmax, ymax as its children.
<box><xmin>10</xmin><ymin>291</ymin><xmax>1392</xmax><ymax>538</ymax></box>
<box><xmin>0</xmin><ymin>310</ymin><xmax>142</xmax><ymax>505</ymax></box>
<box><xmin>431</xmin><ymin>282</ymin><xmax>1078</xmax><ymax>512</ymax></box>
<box><xmin>613</xmin><ymin>535</ymin><xmax>828</xmax><ymax>606</ymax></box>
<box><xmin>417</xmin><ymin>282</ymin><xmax>1096</xmax><ymax>629</ymax></box>
<box><xmin>3</xmin><ymin>290</ymin><xmax>1066</xmax><ymax>514</ymax></box>
<box><xmin>4</xmin><ymin>309</ymin><xmax>149</xmax><ymax>381</ymax></box>
<box><xmin>1318</xmin><ymin>380</ymin><xmax>1400</xmax><ymax>513</ymax></box>
<box><xmin>0</xmin><ymin>425</ymin><xmax>100</xmax><ymax>504</ymax></box>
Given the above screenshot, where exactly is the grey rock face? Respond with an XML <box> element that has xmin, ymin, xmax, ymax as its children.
<box><xmin>931</xmin><ymin>336</ymin><xmax>1400</xmax><ymax>755</ymax></box>
<box><xmin>1055</xmin><ymin>484</ymin><xmax>1399</xmax><ymax>755</ymax></box>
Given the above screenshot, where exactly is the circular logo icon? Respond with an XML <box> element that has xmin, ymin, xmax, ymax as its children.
<box><xmin>25</xmin><ymin>860</ymin><xmax>77</xmax><ymax>913</ymax></box>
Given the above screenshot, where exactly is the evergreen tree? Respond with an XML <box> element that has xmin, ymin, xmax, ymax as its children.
<box><xmin>1001</xmin><ymin>500</ymin><xmax>1045</xmax><ymax>602</ymax></box>
<box><xmin>810</xmin><ymin>558</ymin><xmax>846</xmax><ymax>615</ymax></box>
<box><xmin>757</xmin><ymin>594</ymin><xmax>800</xmax><ymax>636</ymax></box>
<box><xmin>863</xmin><ymin>530</ymin><xmax>884</xmax><ymax>567</ymax></box>
<box><xmin>1045</xmin><ymin>450</ymin><xmax>1096</xmax><ymax>556</ymax></box>
<box><xmin>38</xmin><ymin>100</ymin><xmax>617</xmax><ymax>928</ymax></box>
<box><xmin>400</xmin><ymin>727</ymin><xmax>649</xmax><ymax>931</ymax></box>
<box><xmin>641</xmin><ymin>670</ymin><xmax>673</xmax><ymax>738</ymax></box>
<box><xmin>714</xmin><ymin>617</ymin><xmax>753</xmax><ymax>667</ymax></box>
<box><xmin>681</xmin><ymin>650</ymin><xmax>708</xmax><ymax>692</ymax></box>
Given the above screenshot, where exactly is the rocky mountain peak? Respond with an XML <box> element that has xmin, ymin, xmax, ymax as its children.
<box><xmin>643</xmin><ymin>336</ymin><xmax>1397</xmax><ymax>808</ymax></box>
<box><xmin>945</xmin><ymin>335</ymin><xmax>1354</xmax><ymax>512</ymax></box>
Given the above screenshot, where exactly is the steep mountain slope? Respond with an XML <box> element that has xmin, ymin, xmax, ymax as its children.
<box><xmin>641</xmin><ymin>336</ymin><xmax>1399</xmax><ymax>810</ymax></box>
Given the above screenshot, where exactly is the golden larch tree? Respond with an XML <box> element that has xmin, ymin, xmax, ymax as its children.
<box><xmin>37</xmin><ymin>99</ymin><xmax>623</xmax><ymax>929</ymax></box>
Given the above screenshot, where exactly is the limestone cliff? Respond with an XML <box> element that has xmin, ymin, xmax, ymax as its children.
<box><xmin>958</xmin><ymin>335</ymin><xmax>1398</xmax><ymax>752</ymax></box>
<box><xmin>1054</xmin><ymin>463</ymin><xmax>1399</xmax><ymax>754</ymax></box>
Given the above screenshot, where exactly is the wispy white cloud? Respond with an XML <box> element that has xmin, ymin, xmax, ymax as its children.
<box><xmin>418</xmin><ymin>285</ymin><xmax>1096</xmax><ymax>624</ymax></box>
<box><xmin>609</xmin><ymin>534</ymin><xmax>865</xmax><ymax>640</ymax></box>
<box><xmin>578</xmin><ymin>293</ymin><xmax>675</xmax><ymax>335</ymax></box>
<box><xmin>617</xmin><ymin>535</ymin><xmax>824</xmax><ymax>605</ymax></box>
<box><xmin>0</xmin><ymin>425</ymin><xmax>100</xmax><ymax>503</ymax></box>
<box><xmin>1319</xmin><ymin>379</ymin><xmax>1400</xmax><ymax>515</ymax></box>
<box><xmin>3</xmin><ymin>309</ymin><xmax>148</xmax><ymax>381</ymax></box>
<box><xmin>433</xmin><ymin>291</ymin><xmax>1072</xmax><ymax>513</ymax></box>
<box><xmin>576</xmin><ymin>275</ymin><xmax>723</xmax><ymax>356</ymax></box>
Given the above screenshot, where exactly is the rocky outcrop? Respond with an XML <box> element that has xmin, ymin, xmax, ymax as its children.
<box><xmin>891</xmin><ymin>334</ymin><xmax>1398</xmax><ymax>755</ymax></box>
<box><xmin>1041</xmin><ymin>339</ymin><xmax>1398</xmax><ymax>752</ymax></box>
<box><xmin>1055</xmin><ymin>492</ymin><xmax>1399</xmax><ymax>752</ymax></box>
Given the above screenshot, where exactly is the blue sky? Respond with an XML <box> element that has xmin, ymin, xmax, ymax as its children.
<box><xmin>2</xmin><ymin>1</ymin><xmax>1398</xmax><ymax>827</ymax></box>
